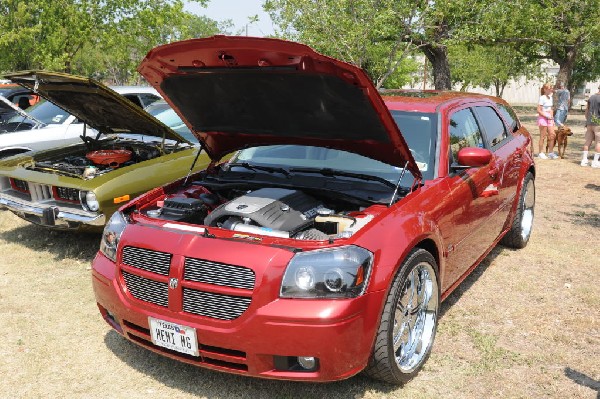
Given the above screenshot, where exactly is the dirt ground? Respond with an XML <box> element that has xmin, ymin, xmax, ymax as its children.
<box><xmin>0</xmin><ymin>111</ymin><xmax>598</xmax><ymax>399</ymax></box>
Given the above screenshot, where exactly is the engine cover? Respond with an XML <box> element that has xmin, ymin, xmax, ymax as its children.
<box><xmin>204</xmin><ymin>188</ymin><xmax>322</xmax><ymax>234</ymax></box>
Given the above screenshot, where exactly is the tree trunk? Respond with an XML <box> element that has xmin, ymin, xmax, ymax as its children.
<box><xmin>552</xmin><ymin>45</ymin><xmax>578</xmax><ymax>91</ymax></box>
<box><xmin>422</xmin><ymin>44</ymin><xmax>452</xmax><ymax>90</ymax></box>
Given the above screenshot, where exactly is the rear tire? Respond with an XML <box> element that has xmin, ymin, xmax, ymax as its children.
<box><xmin>364</xmin><ymin>248</ymin><xmax>439</xmax><ymax>384</ymax></box>
<box><xmin>501</xmin><ymin>172</ymin><xmax>535</xmax><ymax>249</ymax></box>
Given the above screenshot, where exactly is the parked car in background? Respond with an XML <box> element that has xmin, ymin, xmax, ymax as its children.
<box><xmin>92</xmin><ymin>36</ymin><xmax>536</xmax><ymax>384</ymax></box>
<box><xmin>0</xmin><ymin>71</ymin><xmax>209</xmax><ymax>231</ymax></box>
<box><xmin>0</xmin><ymin>82</ymin><xmax>40</xmax><ymax>123</ymax></box>
<box><xmin>0</xmin><ymin>82</ymin><xmax>162</xmax><ymax>159</ymax></box>
<box><xmin>144</xmin><ymin>100</ymin><xmax>197</xmax><ymax>144</ymax></box>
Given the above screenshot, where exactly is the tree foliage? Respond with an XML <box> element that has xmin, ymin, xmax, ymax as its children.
<box><xmin>449</xmin><ymin>44</ymin><xmax>543</xmax><ymax>97</ymax></box>
<box><xmin>0</xmin><ymin>0</ymin><xmax>230</xmax><ymax>84</ymax></box>
<box><xmin>462</xmin><ymin>0</ymin><xmax>600</xmax><ymax>91</ymax></box>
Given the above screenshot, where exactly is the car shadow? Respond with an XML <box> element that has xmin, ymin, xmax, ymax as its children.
<box><xmin>564</xmin><ymin>367</ymin><xmax>600</xmax><ymax>398</ymax></box>
<box><xmin>0</xmin><ymin>223</ymin><xmax>100</xmax><ymax>263</ymax></box>
<box><xmin>439</xmin><ymin>245</ymin><xmax>503</xmax><ymax>318</ymax></box>
<box><xmin>103</xmin><ymin>330</ymin><xmax>397</xmax><ymax>398</ymax></box>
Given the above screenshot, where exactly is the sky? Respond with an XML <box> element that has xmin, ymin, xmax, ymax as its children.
<box><xmin>184</xmin><ymin>0</ymin><xmax>276</xmax><ymax>37</ymax></box>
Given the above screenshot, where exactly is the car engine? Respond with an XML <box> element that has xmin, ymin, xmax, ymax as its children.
<box><xmin>149</xmin><ymin>187</ymin><xmax>374</xmax><ymax>241</ymax></box>
<box><xmin>27</xmin><ymin>138</ymin><xmax>176</xmax><ymax>179</ymax></box>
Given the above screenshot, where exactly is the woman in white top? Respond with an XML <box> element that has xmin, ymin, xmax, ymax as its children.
<box><xmin>537</xmin><ymin>83</ymin><xmax>557</xmax><ymax>159</ymax></box>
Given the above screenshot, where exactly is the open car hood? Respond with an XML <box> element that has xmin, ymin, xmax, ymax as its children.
<box><xmin>3</xmin><ymin>71</ymin><xmax>191</xmax><ymax>144</ymax></box>
<box><xmin>138</xmin><ymin>36</ymin><xmax>420</xmax><ymax>177</ymax></box>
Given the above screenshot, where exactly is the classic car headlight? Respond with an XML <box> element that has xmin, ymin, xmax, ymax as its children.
<box><xmin>280</xmin><ymin>246</ymin><xmax>373</xmax><ymax>299</ymax></box>
<box><xmin>99</xmin><ymin>212</ymin><xmax>127</xmax><ymax>262</ymax></box>
<box><xmin>80</xmin><ymin>190</ymin><xmax>100</xmax><ymax>212</ymax></box>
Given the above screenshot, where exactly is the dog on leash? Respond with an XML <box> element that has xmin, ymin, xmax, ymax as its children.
<box><xmin>546</xmin><ymin>125</ymin><xmax>573</xmax><ymax>158</ymax></box>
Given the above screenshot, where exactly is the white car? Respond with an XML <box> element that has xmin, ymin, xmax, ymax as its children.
<box><xmin>0</xmin><ymin>86</ymin><xmax>161</xmax><ymax>158</ymax></box>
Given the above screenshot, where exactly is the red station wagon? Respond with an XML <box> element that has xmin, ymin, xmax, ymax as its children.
<box><xmin>92</xmin><ymin>36</ymin><xmax>535</xmax><ymax>384</ymax></box>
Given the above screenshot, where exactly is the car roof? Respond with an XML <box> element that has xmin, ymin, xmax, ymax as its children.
<box><xmin>381</xmin><ymin>90</ymin><xmax>507</xmax><ymax>113</ymax></box>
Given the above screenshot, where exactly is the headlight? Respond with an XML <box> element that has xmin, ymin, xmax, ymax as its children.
<box><xmin>80</xmin><ymin>190</ymin><xmax>99</xmax><ymax>212</ymax></box>
<box><xmin>280</xmin><ymin>246</ymin><xmax>373</xmax><ymax>299</ymax></box>
<box><xmin>99</xmin><ymin>212</ymin><xmax>127</xmax><ymax>262</ymax></box>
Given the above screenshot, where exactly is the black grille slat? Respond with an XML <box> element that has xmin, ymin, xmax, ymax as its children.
<box><xmin>184</xmin><ymin>258</ymin><xmax>255</xmax><ymax>290</ymax></box>
<box><xmin>183</xmin><ymin>289</ymin><xmax>251</xmax><ymax>320</ymax></box>
<box><xmin>122</xmin><ymin>271</ymin><xmax>168</xmax><ymax>307</ymax></box>
<box><xmin>55</xmin><ymin>186</ymin><xmax>80</xmax><ymax>202</ymax></box>
<box><xmin>122</xmin><ymin>246</ymin><xmax>172</xmax><ymax>276</ymax></box>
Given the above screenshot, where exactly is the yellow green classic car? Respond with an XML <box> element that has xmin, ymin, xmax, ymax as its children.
<box><xmin>0</xmin><ymin>71</ymin><xmax>210</xmax><ymax>231</ymax></box>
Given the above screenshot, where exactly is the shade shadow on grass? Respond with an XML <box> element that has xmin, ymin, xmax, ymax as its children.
<box><xmin>103</xmin><ymin>330</ymin><xmax>397</xmax><ymax>398</ymax></box>
<box><xmin>0</xmin><ymin>223</ymin><xmax>100</xmax><ymax>263</ymax></box>
<box><xmin>564</xmin><ymin>367</ymin><xmax>600</xmax><ymax>398</ymax></box>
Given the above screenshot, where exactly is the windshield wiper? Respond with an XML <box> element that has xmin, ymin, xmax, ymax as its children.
<box><xmin>226</xmin><ymin>162</ymin><xmax>290</xmax><ymax>177</ymax></box>
<box><xmin>288</xmin><ymin>167</ymin><xmax>397</xmax><ymax>189</ymax></box>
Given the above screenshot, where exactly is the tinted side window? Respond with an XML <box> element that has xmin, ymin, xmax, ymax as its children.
<box><xmin>473</xmin><ymin>106</ymin><xmax>508</xmax><ymax>148</ymax></box>
<box><xmin>139</xmin><ymin>93</ymin><xmax>161</xmax><ymax>107</ymax></box>
<box><xmin>496</xmin><ymin>103</ymin><xmax>519</xmax><ymax>132</ymax></box>
<box><xmin>449</xmin><ymin>108</ymin><xmax>484</xmax><ymax>162</ymax></box>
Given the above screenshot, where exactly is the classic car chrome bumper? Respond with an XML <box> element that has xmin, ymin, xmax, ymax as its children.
<box><xmin>0</xmin><ymin>195</ymin><xmax>105</xmax><ymax>228</ymax></box>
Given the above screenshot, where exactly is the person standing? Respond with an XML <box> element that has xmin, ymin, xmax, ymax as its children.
<box><xmin>581</xmin><ymin>86</ymin><xmax>600</xmax><ymax>167</ymax></box>
<box><xmin>537</xmin><ymin>83</ymin><xmax>558</xmax><ymax>159</ymax></box>
<box><xmin>554</xmin><ymin>82</ymin><xmax>570</xmax><ymax>127</ymax></box>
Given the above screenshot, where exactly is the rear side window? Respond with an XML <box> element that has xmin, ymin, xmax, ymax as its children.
<box><xmin>496</xmin><ymin>103</ymin><xmax>519</xmax><ymax>133</ymax></box>
<box><xmin>139</xmin><ymin>93</ymin><xmax>161</xmax><ymax>107</ymax></box>
<box><xmin>473</xmin><ymin>106</ymin><xmax>508</xmax><ymax>148</ymax></box>
<box><xmin>449</xmin><ymin>108</ymin><xmax>484</xmax><ymax>162</ymax></box>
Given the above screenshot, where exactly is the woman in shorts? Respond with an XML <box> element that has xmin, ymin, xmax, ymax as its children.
<box><xmin>537</xmin><ymin>83</ymin><xmax>557</xmax><ymax>159</ymax></box>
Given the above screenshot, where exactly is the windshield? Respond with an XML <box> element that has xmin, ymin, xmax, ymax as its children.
<box><xmin>145</xmin><ymin>102</ymin><xmax>197</xmax><ymax>143</ymax></box>
<box><xmin>7</xmin><ymin>99</ymin><xmax>72</xmax><ymax>125</ymax></box>
<box><xmin>232</xmin><ymin>110</ymin><xmax>437</xmax><ymax>186</ymax></box>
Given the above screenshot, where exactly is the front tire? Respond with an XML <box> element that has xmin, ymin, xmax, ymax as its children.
<box><xmin>364</xmin><ymin>249</ymin><xmax>440</xmax><ymax>384</ymax></box>
<box><xmin>501</xmin><ymin>172</ymin><xmax>535</xmax><ymax>249</ymax></box>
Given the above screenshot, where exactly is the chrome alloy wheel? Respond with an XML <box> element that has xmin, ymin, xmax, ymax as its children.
<box><xmin>520</xmin><ymin>177</ymin><xmax>535</xmax><ymax>241</ymax></box>
<box><xmin>393</xmin><ymin>261</ymin><xmax>439</xmax><ymax>373</ymax></box>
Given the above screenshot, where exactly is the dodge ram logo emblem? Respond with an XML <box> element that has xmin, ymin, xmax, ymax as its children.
<box><xmin>169</xmin><ymin>278</ymin><xmax>178</xmax><ymax>289</ymax></box>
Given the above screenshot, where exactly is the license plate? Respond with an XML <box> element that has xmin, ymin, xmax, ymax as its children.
<box><xmin>149</xmin><ymin>317</ymin><xmax>199</xmax><ymax>356</ymax></box>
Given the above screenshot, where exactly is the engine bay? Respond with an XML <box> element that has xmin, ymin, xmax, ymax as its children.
<box><xmin>27</xmin><ymin>137</ymin><xmax>188</xmax><ymax>179</ymax></box>
<box><xmin>141</xmin><ymin>185</ymin><xmax>377</xmax><ymax>241</ymax></box>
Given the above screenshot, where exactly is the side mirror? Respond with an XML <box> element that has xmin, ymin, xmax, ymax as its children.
<box><xmin>452</xmin><ymin>147</ymin><xmax>492</xmax><ymax>171</ymax></box>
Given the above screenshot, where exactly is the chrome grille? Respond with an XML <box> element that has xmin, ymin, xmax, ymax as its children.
<box><xmin>29</xmin><ymin>182</ymin><xmax>52</xmax><ymax>202</ymax></box>
<box><xmin>122</xmin><ymin>271</ymin><xmax>168</xmax><ymax>307</ymax></box>
<box><xmin>183</xmin><ymin>288</ymin><xmax>251</xmax><ymax>320</ymax></box>
<box><xmin>184</xmin><ymin>258</ymin><xmax>255</xmax><ymax>290</ymax></box>
<box><xmin>122</xmin><ymin>246</ymin><xmax>172</xmax><ymax>276</ymax></box>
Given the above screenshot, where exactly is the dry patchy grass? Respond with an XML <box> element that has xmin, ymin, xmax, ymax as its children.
<box><xmin>0</xmin><ymin>111</ymin><xmax>598</xmax><ymax>399</ymax></box>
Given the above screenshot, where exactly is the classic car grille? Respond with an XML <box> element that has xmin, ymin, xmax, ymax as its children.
<box><xmin>184</xmin><ymin>258</ymin><xmax>255</xmax><ymax>290</ymax></box>
<box><xmin>122</xmin><ymin>271</ymin><xmax>168</xmax><ymax>307</ymax></box>
<box><xmin>183</xmin><ymin>288</ymin><xmax>252</xmax><ymax>320</ymax></box>
<box><xmin>29</xmin><ymin>182</ymin><xmax>53</xmax><ymax>202</ymax></box>
<box><xmin>122</xmin><ymin>246</ymin><xmax>172</xmax><ymax>276</ymax></box>
<box><xmin>10</xmin><ymin>178</ymin><xmax>29</xmax><ymax>193</ymax></box>
<box><xmin>55</xmin><ymin>186</ymin><xmax>80</xmax><ymax>202</ymax></box>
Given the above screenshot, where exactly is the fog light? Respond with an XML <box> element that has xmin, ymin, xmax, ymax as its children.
<box><xmin>297</xmin><ymin>356</ymin><xmax>316</xmax><ymax>370</ymax></box>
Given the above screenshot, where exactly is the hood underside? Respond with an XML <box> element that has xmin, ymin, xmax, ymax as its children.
<box><xmin>138</xmin><ymin>36</ymin><xmax>420</xmax><ymax>177</ymax></box>
<box><xmin>3</xmin><ymin>71</ymin><xmax>190</xmax><ymax>144</ymax></box>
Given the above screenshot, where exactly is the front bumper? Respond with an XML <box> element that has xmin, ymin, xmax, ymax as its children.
<box><xmin>92</xmin><ymin>252</ymin><xmax>385</xmax><ymax>382</ymax></box>
<box><xmin>0</xmin><ymin>194</ymin><xmax>105</xmax><ymax>228</ymax></box>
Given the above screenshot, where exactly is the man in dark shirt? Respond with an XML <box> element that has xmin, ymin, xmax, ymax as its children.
<box><xmin>581</xmin><ymin>87</ymin><xmax>600</xmax><ymax>167</ymax></box>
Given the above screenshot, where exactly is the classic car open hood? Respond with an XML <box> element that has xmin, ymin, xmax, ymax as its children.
<box><xmin>3</xmin><ymin>71</ymin><xmax>191</xmax><ymax>144</ymax></box>
<box><xmin>138</xmin><ymin>36</ymin><xmax>420</xmax><ymax>177</ymax></box>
